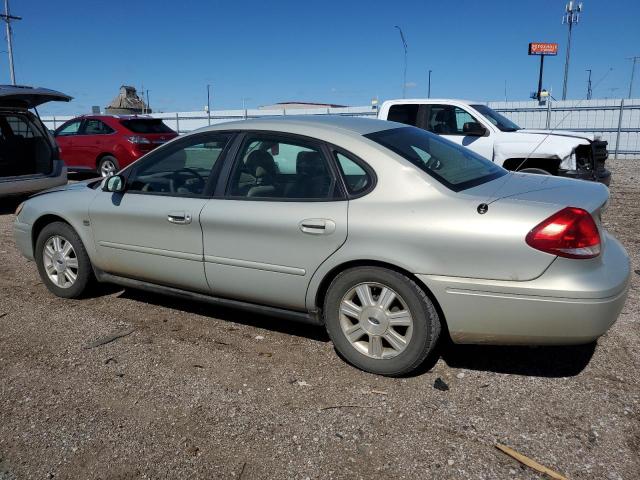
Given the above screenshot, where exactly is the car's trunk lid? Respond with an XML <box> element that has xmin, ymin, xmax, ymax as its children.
<box><xmin>467</xmin><ymin>171</ymin><xmax>609</xmax><ymax>215</ymax></box>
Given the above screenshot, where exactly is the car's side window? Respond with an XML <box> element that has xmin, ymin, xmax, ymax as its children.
<box><xmin>427</xmin><ymin>105</ymin><xmax>481</xmax><ymax>136</ymax></box>
<box><xmin>334</xmin><ymin>151</ymin><xmax>373</xmax><ymax>196</ymax></box>
<box><xmin>56</xmin><ymin>120</ymin><xmax>82</xmax><ymax>137</ymax></box>
<box><xmin>227</xmin><ymin>135</ymin><xmax>338</xmax><ymax>200</ymax></box>
<box><xmin>126</xmin><ymin>133</ymin><xmax>232</xmax><ymax>197</ymax></box>
<box><xmin>83</xmin><ymin>119</ymin><xmax>114</xmax><ymax>135</ymax></box>
<box><xmin>387</xmin><ymin>104</ymin><xmax>420</xmax><ymax>127</ymax></box>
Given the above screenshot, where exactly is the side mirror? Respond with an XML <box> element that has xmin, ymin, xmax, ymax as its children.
<box><xmin>463</xmin><ymin>122</ymin><xmax>487</xmax><ymax>136</ymax></box>
<box><xmin>103</xmin><ymin>174</ymin><xmax>126</xmax><ymax>193</ymax></box>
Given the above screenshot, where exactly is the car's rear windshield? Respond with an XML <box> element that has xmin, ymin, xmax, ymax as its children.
<box><xmin>365</xmin><ymin>126</ymin><xmax>506</xmax><ymax>191</ymax></box>
<box><xmin>120</xmin><ymin>119</ymin><xmax>174</xmax><ymax>134</ymax></box>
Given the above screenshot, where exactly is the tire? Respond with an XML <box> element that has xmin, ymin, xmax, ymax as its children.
<box><xmin>98</xmin><ymin>155</ymin><xmax>119</xmax><ymax>177</ymax></box>
<box><xmin>35</xmin><ymin>221</ymin><xmax>94</xmax><ymax>299</ymax></box>
<box><xmin>519</xmin><ymin>167</ymin><xmax>551</xmax><ymax>175</ymax></box>
<box><xmin>323</xmin><ymin>267</ymin><xmax>441</xmax><ymax>376</ymax></box>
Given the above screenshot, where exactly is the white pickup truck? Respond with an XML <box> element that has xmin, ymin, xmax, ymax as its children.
<box><xmin>377</xmin><ymin>99</ymin><xmax>610</xmax><ymax>184</ymax></box>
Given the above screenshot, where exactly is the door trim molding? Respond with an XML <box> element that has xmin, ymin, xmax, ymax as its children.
<box><xmin>204</xmin><ymin>254</ymin><xmax>306</xmax><ymax>276</ymax></box>
<box><xmin>98</xmin><ymin>240</ymin><xmax>202</xmax><ymax>262</ymax></box>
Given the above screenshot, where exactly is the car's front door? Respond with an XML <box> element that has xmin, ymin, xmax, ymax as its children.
<box><xmin>426</xmin><ymin>104</ymin><xmax>495</xmax><ymax>160</ymax></box>
<box><xmin>88</xmin><ymin>132</ymin><xmax>234</xmax><ymax>292</ymax></box>
<box><xmin>200</xmin><ymin>132</ymin><xmax>348</xmax><ymax>310</ymax></box>
<box><xmin>54</xmin><ymin>119</ymin><xmax>83</xmax><ymax>168</ymax></box>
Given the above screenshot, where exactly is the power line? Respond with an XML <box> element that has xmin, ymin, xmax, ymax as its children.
<box><xmin>561</xmin><ymin>1</ymin><xmax>582</xmax><ymax>100</ymax></box>
<box><xmin>0</xmin><ymin>0</ymin><xmax>21</xmax><ymax>85</ymax></box>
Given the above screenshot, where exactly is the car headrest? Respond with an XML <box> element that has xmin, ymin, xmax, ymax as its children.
<box><xmin>246</xmin><ymin>150</ymin><xmax>276</xmax><ymax>178</ymax></box>
<box><xmin>435</xmin><ymin>109</ymin><xmax>451</xmax><ymax>122</ymax></box>
<box><xmin>296</xmin><ymin>151</ymin><xmax>324</xmax><ymax>176</ymax></box>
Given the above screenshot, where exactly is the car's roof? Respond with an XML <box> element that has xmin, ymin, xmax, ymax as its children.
<box><xmin>201</xmin><ymin>115</ymin><xmax>399</xmax><ymax>137</ymax></box>
<box><xmin>74</xmin><ymin>114</ymin><xmax>156</xmax><ymax>120</ymax></box>
<box><xmin>381</xmin><ymin>98</ymin><xmax>483</xmax><ymax>106</ymax></box>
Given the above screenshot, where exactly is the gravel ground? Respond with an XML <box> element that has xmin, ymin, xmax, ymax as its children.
<box><xmin>1</xmin><ymin>161</ymin><xmax>638</xmax><ymax>480</ymax></box>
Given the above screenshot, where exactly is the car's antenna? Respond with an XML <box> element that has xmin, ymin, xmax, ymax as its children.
<box><xmin>482</xmin><ymin>67</ymin><xmax>614</xmax><ymax>206</ymax></box>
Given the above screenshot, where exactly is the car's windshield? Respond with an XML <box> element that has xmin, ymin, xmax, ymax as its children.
<box><xmin>470</xmin><ymin>104</ymin><xmax>521</xmax><ymax>132</ymax></box>
<box><xmin>365</xmin><ymin>126</ymin><xmax>506</xmax><ymax>191</ymax></box>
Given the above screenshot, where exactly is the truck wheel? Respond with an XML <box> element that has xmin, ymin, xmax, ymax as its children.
<box><xmin>98</xmin><ymin>156</ymin><xmax>119</xmax><ymax>177</ymax></box>
<box><xmin>519</xmin><ymin>167</ymin><xmax>551</xmax><ymax>175</ymax></box>
<box><xmin>323</xmin><ymin>267</ymin><xmax>441</xmax><ymax>376</ymax></box>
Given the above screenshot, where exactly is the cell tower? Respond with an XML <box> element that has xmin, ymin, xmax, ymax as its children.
<box><xmin>561</xmin><ymin>1</ymin><xmax>583</xmax><ymax>100</ymax></box>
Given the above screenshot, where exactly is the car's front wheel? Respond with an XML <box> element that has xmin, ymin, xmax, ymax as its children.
<box><xmin>324</xmin><ymin>267</ymin><xmax>441</xmax><ymax>376</ymax></box>
<box><xmin>35</xmin><ymin>222</ymin><xmax>94</xmax><ymax>298</ymax></box>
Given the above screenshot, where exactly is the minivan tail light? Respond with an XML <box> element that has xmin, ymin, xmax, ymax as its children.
<box><xmin>525</xmin><ymin>207</ymin><xmax>601</xmax><ymax>259</ymax></box>
<box><xmin>126</xmin><ymin>135</ymin><xmax>151</xmax><ymax>144</ymax></box>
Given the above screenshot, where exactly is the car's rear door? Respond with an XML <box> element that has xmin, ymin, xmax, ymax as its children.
<box><xmin>200</xmin><ymin>132</ymin><xmax>348</xmax><ymax>311</ymax></box>
<box><xmin>88</xmin><ymin>132</ymin><xmax>234</xmax><ymax>292</ymax></box>
<box><xmin>80</xmin><ymin>119</ymin><xmax>116</xmax><ymax>166</ymax></box>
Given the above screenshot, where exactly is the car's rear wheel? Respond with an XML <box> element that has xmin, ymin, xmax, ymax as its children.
<box><xmin>323</xmin><ymin>267</ymin><xmax>441</xmax><ymax>376</ymax></box>
<box><xmin>35</xmin><ymin>222</ymin><xmax>94</xmax><ymax>298</ymax></box>
<box><xmin>98</xmin><ymin>155</ymin><xmax>119</xmax><ymax>177</ymax></box>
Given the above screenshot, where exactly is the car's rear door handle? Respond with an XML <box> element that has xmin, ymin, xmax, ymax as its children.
<box><xmin>167</xmin><ymin>211</ymin><xmax>192</xmax><ymax>225</ymax></box>
<box><xmin>299</xmin><ymin>218</ymin><xmax>336</xmax><ymax>235</ymax></box>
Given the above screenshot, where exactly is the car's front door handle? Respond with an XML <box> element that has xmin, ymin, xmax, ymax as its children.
<box><xmin>299</xmin><ymin>218</ymin><xmax>336</xmax><ymax>235</ymax></box>
<box><xmin>167</xmin><ymin>211</ymin><xmax>192</xmax><ymax>225</ymax></box>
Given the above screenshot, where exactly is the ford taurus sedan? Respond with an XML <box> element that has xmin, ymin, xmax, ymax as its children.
<box><xmin>13</xmin><ymin>116</ymin><xmax>630</xmax><ymax>376</ymax></box>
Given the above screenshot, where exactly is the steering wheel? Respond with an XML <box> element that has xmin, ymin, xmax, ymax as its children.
<box><xmin>171</xmin><ymin>168</ymin><xmax>206</xmax><ymax>193</ymax></box>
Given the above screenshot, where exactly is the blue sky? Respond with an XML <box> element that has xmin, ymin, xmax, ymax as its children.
<box><xmin>7</xmin><ymin>0</ymin><xmax>640</xmax><ymax>115</ymax></box>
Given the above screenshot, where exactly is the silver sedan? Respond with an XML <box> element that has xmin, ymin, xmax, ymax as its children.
<box><xmin>13</xmin><ymin>116</ymin><xmax>630</xmax><ymax>375</ymax></box>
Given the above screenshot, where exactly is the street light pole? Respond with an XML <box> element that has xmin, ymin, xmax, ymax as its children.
<box><xmin>0</xmin><ymin>0</ymin><xmax>21</xmax><ymax>85</ymax></box>
<box><xmin>561</xmin><ymin>1</ymin><xmax>582</xmax><ymax>100</ymax></box>
<box><xmin>627</xmin><ymin>56</ymin><xmax>639</xmax><ymax>99</ymax></box>
<box><xmin>394</xmin><ymin>26</ymin><xmax>408</xmax><ymax>98</ymax></box>
<box><xmin>427</xmin><ymin>70</ymin><xmax>432</xmax><ymax>98</ymax></box>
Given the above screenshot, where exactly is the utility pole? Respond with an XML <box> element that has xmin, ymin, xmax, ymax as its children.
<box><xmin>0</xmin><ymin>0</ymin><xmax>21</xmax><ymax>85</ymax></box>
<box><xmin>394</xmin><ymin>26</ymin><xmax>408</xmax><ymax>98</ymax></box>
<box><xmin>206</xmin><ymin>84</ymin><xmax>211</xmax><ymax>125</ymax></box>
<box><xmin>586</xmin><ymin>69</ymin><xmax>592</xmax><ymax>99</ymax></box>
<box><xmin>561</xmin><ymin>1</ymin><xmax>582</xmax><ymax>100</ymax></box>
<box><xmin>504</xmin><ymin>79</ymin><xmax>507</xmax><ymax>102</ymax></box>
<box><xmin>427</xmin><ymin>70</ymin><xmax>432</xmax><ymax>98</ymax></box>
<box><xmin>627</xmin><ymin>56</ymin><xmax>640</xmax><ymax>99</ymax></box>
<box><xmin>146</xmin><ymin>89</ymin><xmax>150</xmax><ymax>113</ymax></box>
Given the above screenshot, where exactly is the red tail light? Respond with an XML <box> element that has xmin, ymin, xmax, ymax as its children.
<box><xmin>525</xmin><ymin>207</ymin><xmax>601</xmax><ymax>259</ymax></box>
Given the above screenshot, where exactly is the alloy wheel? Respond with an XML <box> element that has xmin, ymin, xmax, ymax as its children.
<box><xmin>100</xmin><ymin>159</ymin><xmax>117</xmax><ymax>177</ymax></box>
<box><xmin>339</xmin><ymin>282</ymin><xmax>414</xmax><ymax>359</ymax></box>
<box><xmin>42</xmin><ymin>235</ymin><xmax>79</xmax><ymax>288</ymax></box>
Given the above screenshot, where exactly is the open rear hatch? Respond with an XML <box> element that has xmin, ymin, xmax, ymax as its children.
<box><xmin>0</xmin><ymin>85</ymin><xmax>71</xmax><ymax>179</ymax></box>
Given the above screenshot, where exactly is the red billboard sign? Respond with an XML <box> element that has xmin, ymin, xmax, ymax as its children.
<box><xmin>528</xmin><ymin>42</ymin><xmax>558</xmax><ymax>55</ymax></box>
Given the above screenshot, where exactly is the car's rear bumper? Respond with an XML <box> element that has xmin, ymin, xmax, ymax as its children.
<box><xmin>418</xmin><ymin>232</ymin><xmax>630</xmax><ymax>345</ymax></box>
<box><xmin>0</xmin><ymin>160</ymin><xmax>67</xmax><ymax>197</ymax></box>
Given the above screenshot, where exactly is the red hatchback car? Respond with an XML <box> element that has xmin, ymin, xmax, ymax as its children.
<box><xmin>54</xmin><ymin>115</ymin><xmax>178</xmax><ymax>177</ymax></box>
